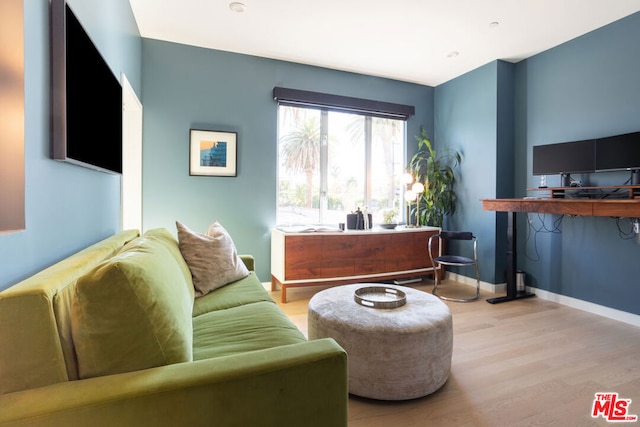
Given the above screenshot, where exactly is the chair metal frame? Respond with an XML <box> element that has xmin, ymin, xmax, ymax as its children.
<box><xmin>428</xmin><ymin>231</ymin><xmax>480</xmax><ymax>302</ymax></box>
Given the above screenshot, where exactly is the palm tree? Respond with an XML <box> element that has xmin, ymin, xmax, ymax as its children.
<box><xmin>281</xmin><ymin>116</ymin><xmax>321</xmax><ymax>208</ymax></box>
<box><xmin>345</xmin><ymin>117</ymin><xmax>402</xmax><ymax>210</ymax></box>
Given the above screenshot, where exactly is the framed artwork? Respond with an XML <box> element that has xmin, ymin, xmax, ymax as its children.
<box><xmin>189</xmin><ymin>129</ymin><xmax>237</xmax><ymax>177</ymax></box>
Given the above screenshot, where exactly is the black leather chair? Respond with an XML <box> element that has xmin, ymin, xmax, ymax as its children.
<box><xmin>428</xmin><ymin>231</ymin><xmax>480</xmax><ymax>302</ymax></box>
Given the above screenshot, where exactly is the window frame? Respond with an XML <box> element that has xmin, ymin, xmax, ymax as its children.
<box><xmin>276</xmin><ymin>99</ymin><xmax>410</xmax><ymax>226</ymax></box>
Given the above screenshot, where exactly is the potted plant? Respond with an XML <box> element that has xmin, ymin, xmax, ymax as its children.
<box><xmin>380</xmin><ymin>208</ymin><xmax>398</xmax><ymax>229</ymax></box>
<box><xmin>407</xmin><ymin>126</ymin><xmax>461</xmax><ymax>227</ymax></box>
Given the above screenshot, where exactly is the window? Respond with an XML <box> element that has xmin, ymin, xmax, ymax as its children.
<box><xmin>276</xmin><ymin>105</ymin><xmax>406</xmax><ymax>226</ymax></box>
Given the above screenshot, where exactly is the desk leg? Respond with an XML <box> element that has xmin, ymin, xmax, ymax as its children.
<box><xmin>486</xmin><ymin>211</ymin><xmax>535</xmax><ymax>304</ymax></box>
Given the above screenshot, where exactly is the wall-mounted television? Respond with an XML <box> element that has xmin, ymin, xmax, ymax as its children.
<box><xmin>50</xmin><ymin>0</ymin><xmax>122</xmax><ymax>174</ymax></box>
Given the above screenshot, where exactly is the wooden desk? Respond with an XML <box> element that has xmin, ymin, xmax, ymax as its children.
<box><xmin>271</xmin><ymin>226</ymin><xmax>441</xmax><ymax>303</ymax></box>
<box><xmin>482</xmin><ymin>197</ymin><xmax>640</xmax><ymax>304</ymax></box>
<box><xmin>483</xmin><ymin>198</ymin><xmax>640</xmax><ymax>217</ymax></box>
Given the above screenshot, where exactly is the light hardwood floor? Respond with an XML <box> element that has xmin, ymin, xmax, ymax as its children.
<box><xmin>269</xmin><ymin>279</ymin><xmax>640</xmax><ymax>427</ymax></box>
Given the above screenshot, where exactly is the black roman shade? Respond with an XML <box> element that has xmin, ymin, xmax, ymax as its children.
<box><xmin>273</xmin><ymin>87</ymin><xmax>415</xmax><ymax>120</ymax></box>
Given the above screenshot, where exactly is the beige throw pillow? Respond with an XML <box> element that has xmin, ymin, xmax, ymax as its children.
<box><xmin>176</xmin><ymin>221</ymin><xmax>250</xmax><ymax>297</ymax></box>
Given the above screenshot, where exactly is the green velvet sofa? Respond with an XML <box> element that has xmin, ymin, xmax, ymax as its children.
<box><xmin>0</xmin><ymin>228</ymin><xmax>348</xmax><ymax>426</ymax></box>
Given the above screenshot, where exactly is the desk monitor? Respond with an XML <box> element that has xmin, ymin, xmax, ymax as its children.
<box><xmin>595</xmin><ymin>131</ymin><xmax>640</xmax><ymax>172</ymax></box>
<box><xmin>532</xmin><ymin>139</ymin><xmax>596</xmax><ymax>176</ymax></box>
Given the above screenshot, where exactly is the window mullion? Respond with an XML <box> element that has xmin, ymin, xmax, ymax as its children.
<box><xmin>319</xmin><ymin>110</ymin><xmax>329</xmax><ymax>224</ymax></box>
<box><xmin>364</xmin><ymin>116</ymin><xmax>372</xmax><ymax>210</ymax></box>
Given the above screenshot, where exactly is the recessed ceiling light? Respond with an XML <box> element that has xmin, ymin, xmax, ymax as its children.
<box><xmin>447</xmin><ymin>51</ymin><xmax>459</xmax><ymax>58</ymax></box>
<box><xmin>229</xmin><ymin>2</ymin><xmax>247</xmax><ymax>13</ymax></box>
<box><xmin>489</xmin><ymin>21</ymin><xmax>500</xmax><ymax>28</ymax></box>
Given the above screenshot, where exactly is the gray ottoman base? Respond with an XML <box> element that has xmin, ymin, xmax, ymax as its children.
<box><xmin>308</xmin><ymin>284</ymin><xmax>453</xmax><ymax>401</ymax></box>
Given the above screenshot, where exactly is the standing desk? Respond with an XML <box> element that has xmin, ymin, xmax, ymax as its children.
<box><xmin>481</xmin><ymin>193</ymin><xmax>640</xmax><ymax>304</ymax></box>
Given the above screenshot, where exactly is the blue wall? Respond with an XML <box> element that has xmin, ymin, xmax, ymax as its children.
<box><xmin>0</xmin><ymin>0</ymin><xmax>140</xmax><ymax>290</ymax></box>
<box><xmin>435</xmin><ymin>12</ymin><xmax>640</xmax><ymax>315</ymax></box>
<box><xmin>140</xmin><ymin>40</ymin><xmax>434</xmax><ymax>282</ymax></box>
<box><xmin>434</xmin><ymin>61</ymin><xmax>506</xmax><ymax>283</ymax></box>
<box><xmin>515</xmin><ymin>12</ymin><xmax>640</xmax><ymax>315</ymax></box>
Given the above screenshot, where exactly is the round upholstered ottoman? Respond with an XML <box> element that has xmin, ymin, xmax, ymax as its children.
<box><xmin>308</xmin><ymin>284</ymin><xmax>452</xmax><ymax>401</ymax></box>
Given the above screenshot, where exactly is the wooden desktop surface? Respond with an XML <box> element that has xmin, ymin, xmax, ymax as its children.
<box><xmin>482</xmin><ymin>198</ymin><xmax>640</xmax><ymax>217</ymax></box>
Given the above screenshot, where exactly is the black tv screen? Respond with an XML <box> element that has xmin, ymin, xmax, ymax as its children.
<box><xmin>532</xmin><ymin>139</ymin><xmax>596</xmax><ymax>175</ymax></box>
<box><xmin>595</xmin><ymin>131</ymin><xmax>640</xmax><ymax>171</ymax></box>
<box><xmin>50</xmin><ymin>0</ymin><xmax>122</xmax><ymax>174</ymax></box>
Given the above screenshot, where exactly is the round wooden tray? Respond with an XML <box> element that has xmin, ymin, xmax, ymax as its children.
<box><xmin>354</xmin><ymin>286</ymin><xmax>406</xmax><ymax>309</ymax></box>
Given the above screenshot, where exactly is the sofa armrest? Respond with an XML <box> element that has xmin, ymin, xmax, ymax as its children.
<box><xmin>0</xmin><ymin>339</ymin><xmax>347</xmax><ymax>427</ymax></box>
<box><xmin>239</xmin><ymin>254</ymin><xmax>254</xmax><ymax>271</ymax></box>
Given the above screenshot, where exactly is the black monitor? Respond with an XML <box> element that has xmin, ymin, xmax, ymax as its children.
<box><xmin>532</xmin><ymin>139</ymin><xmax>596</xmax><ymax>176</ymax></box>
<box><xmin>595</xmin><ymin>131</ymin><xmax>640</xmax><ymax>172</ymax></box>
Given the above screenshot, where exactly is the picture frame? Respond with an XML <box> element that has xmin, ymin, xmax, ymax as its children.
<box><xmin>189</xmin><ymin>129</ymin><xmax>237</xmax><ymax>177</ymax></box>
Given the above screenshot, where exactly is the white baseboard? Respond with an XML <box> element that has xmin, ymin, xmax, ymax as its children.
<box><xmin>446</xmin><ymin>272</ymin><xmax>505</xmax><ymax>294</ymax></box>
<box><xmin>448</xmin><ymin>273</ymin><xmax>640</xmax><ymax>328</ymax></box>
<box><xmin>529</xmin><ymin>287</ymin><xmax>640</xmax><ymax>328</ymax></box>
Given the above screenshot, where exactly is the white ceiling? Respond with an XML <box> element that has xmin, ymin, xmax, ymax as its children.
<box><xmin>128</xmin><ymin>0</ymin><xmax>640</xmax><ymax>87</ymax></box>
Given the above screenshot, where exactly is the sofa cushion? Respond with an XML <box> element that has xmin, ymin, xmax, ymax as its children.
<box><xmin>192</xmin><ymin>272</ymin><xmax>274</xmax><ymax>317</ymax></box>
<box><xmin>143</xmin><ymin>228</ymin><xmax>196</xmax><ymax>301</ymax></box>
<box><xmin>71</xmin><ymin>234</ymin><xmax>194</xmax><ymax>379</ymax></box>
<box><xmin>176</xmin><ymin>221</ymin><xmax>249</xmax><ymax>297</ymax></box>
<box><xmin>192</xmin><ymin>301</ymin><xmax>307</xmax><ymax>361</ymax></box>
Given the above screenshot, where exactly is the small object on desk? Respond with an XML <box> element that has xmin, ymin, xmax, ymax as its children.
<box><xmin>346</xmin><ymin>207</ymin><xmax>372</xmax><ymax>230</ymax></box>
<box><xmin>540</xmin><ymin>175</ymin><xmax>547</xmax><ymax>188</ymax></box>
<box><xmin>379</xmin><ymin>223</ymin><xmax>398</xmax><ymax>229</ymax></box>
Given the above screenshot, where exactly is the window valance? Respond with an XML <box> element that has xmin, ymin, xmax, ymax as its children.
<box><xmin>273</xmin><ymin>87</ymin><xmax>415</xmax><ymax>120</ymax></box>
